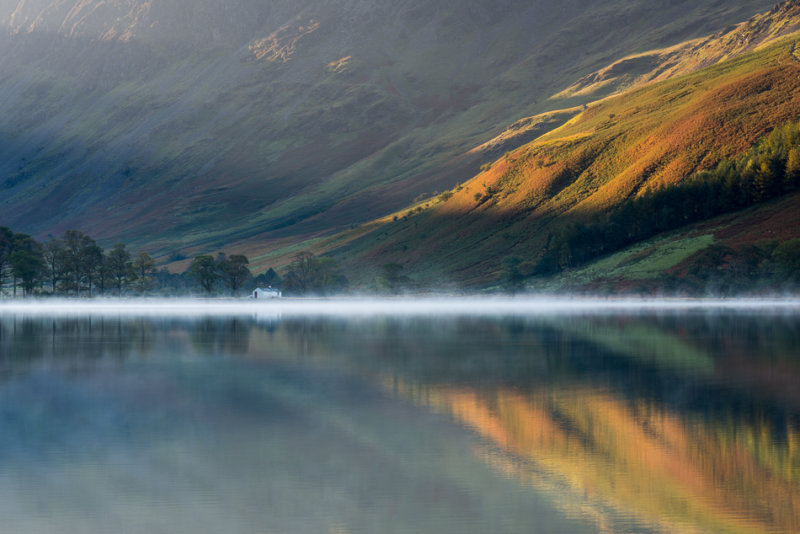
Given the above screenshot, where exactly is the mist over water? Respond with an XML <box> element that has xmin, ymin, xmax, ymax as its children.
<box><xmin>1</xmin><ymin>296</ymin><xmax>799</xmax><ymax>318</ymax></box>
<box><xmin>0</xmin><ymin>299</ymin><xmax>798</xmax><ymax>533</ymax></box>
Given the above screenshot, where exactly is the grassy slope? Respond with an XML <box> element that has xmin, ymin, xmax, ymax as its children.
<box><xmin>0</xmin><ymin>0</ymin><xmax>777</xmax><ymax>260</ymax></box>
<box><xmin>528</xmin><ymin>191</ymin><xmax>800</xmax><ymax>293</ymax></box>
<box><xmin>306</xmin><ymin>29</ymin><xmax>800</xmax><ymax>288</ymax></box>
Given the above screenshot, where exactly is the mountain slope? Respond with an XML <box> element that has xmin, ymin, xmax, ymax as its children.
<box><xmin>531</xmin><ymin>191</ymin><xmax>800</xmax><ymax>293</ymax></box>
<box><xmin>0</xmin><ymin>0</ymin><xmax>776</xmax><ymax>259</ymax></box>
<box><xmin>305</xmin><ymin>24</ymin><xmax>800</xmax><ymax>287</ymax></box>
<box><xmin>554</xmin><ymin>0</ymin><xmax>800</xmax><ymax>100</ymax></box>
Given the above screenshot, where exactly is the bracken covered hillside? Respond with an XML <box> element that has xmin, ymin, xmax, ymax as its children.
<box><xmin>309</xmin><ymin>7</ymin><xmax>800</xmax><ymax>287</ymax></box>
<box><xmin>0</xmin><ymin>0</ymin><xmax>776</xmax><ymax>260</ymax></box>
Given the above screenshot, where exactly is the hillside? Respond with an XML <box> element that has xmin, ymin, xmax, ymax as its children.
<box><xmin>297</xmin><ymin>18</ymin><xmax>800</xmax><ymax>288</ymax></box>
<box><xmin>555</xmin><ymin>0</ymin><xmax>800</xmax><ymax>100</ymax></box>
<box><xmin>0</xmin><ymin>0</ymin><xmax>776</xmax><ymax>261</ymax></box>
<box><xmin>529</xmin><ymin>191</ymin><xmax>800</xmax><ymax>294</ymax></box>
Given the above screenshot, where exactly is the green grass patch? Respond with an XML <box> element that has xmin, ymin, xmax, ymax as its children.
<box><xmin>249</xmin><ymin>236</ymin><xmax>327</xmax><ymax>267</ymax></box>
<box><xmin>541</xmin><ymin>233</ymin><xmax>714</xmax><ymax>288</ymax></box>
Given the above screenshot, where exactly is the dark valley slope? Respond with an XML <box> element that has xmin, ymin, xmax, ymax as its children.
<box><xmin>0</xmin><ymin>0</ymin><xmax>776</xmax><ymax>259</ymax></box>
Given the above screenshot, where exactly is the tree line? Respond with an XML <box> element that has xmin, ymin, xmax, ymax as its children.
<box><xmin>0</xmin><ymin>228</ymin><xmax>269</xmax><ymax>297</ymax></box>
<box><xmin>658</xmin><ymin>239</ymin><xmax>800</xmax><ymax>294</ymax></box>
<box><xmin>0</xmin><ymin>228</ymin><xmax>160</xmax><ymax>297</ymax></box>
<box><xmin>188</xmin><ymin>252</ymin><xmax>417</xmax><ymax>295</ymax></box>
<box><xmin>530</xmin><ymin>120</ymin><xmax>800</xmax><ymax>276</ymax></box>
<box><xmin>185</xmin><ymin>251</ymin><xmax>355</xmax><ymax>296</ymax></box>
<box><xmin>0</xmin><ymin>227</ymin><xmax>365</xmax><ymax>297</ymax></box>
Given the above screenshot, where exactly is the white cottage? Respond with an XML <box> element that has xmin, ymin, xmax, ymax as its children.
<box><xmin>249</xmin><ymin>287</ymin><xmax>282</xmax><ymax>299</ymax></box>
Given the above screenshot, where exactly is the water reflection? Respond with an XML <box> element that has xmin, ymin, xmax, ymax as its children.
<box><xmin>0</xmin><ymin>311</ymin><xmax>798</xmax><ymax>533</ymax></box>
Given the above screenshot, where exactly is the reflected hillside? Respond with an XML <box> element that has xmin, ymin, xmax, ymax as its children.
<box><xmin>1</xmin><ymin>311</ymin><xmax>799</xmax><ymax>532</ymax></box>
<box><xmin>402</xmin><ymin>384</ymin><xmax>800</xmax><ymax>533</ymax></box>
<box><xmin>242</xmin><ymin>313</ymin><xmax>800</xmax><ymax>532</ymax></box>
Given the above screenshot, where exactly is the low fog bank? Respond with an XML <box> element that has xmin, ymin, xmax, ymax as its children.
<box><xmin>1</xmin><ymin>295</ymin><xmax>800</xmax><ymax>318</ymax></box>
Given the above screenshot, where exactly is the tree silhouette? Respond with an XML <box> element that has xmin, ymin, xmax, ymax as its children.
<box><xmin>107</xmin><ymin>243</ymin><xmax>134</xmax><ymax>296</ymax></box>
<box><xmin>133</xmin><ymin>253</ymin><xmax>156</xmax><ymax>294</ymax></box>
<box><xmin>9</xmin><ymin>234</ymin><xmax>44</xmax><ymax>296</ymax></box>
<box><xmin>220</xmin><ymin>254</ymin><xmax>251</xmax><ymax>295</ymax></box>
<box><xmin>283</xmin><ymin>252</ymin><xmax>348</xmax><ymax>295</ymax></box>
<box><xmin>190</xmin><ymin>255</ymin><xmax>219</xmax><ymax>294</ymax></box>
<box><xmin>42</xmin><ymin>238</ymin><xmax>65</xmax><ymax>294</ymax></box>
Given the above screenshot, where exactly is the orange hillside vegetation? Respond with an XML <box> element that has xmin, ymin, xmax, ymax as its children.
<box><xmin>322</xmin><ymin>35</ymin><xmax>800</xmax><ymax>285</ymax></box>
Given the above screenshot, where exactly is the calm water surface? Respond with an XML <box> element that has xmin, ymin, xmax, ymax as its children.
<box><xmin>0</xmin><ymin>301</ymin><xmax>798</xmax><ymax>533</ymax></box>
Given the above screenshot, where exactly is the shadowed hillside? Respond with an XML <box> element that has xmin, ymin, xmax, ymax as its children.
<box><xmin>306</xmin><ymin>12</ymin><xmax>800</xmax><ymax>288</ymax></box>
<box><xmin>0</xmin><ymin>0</ymin><xmax>776</xmax><ymax>262</ymax></box>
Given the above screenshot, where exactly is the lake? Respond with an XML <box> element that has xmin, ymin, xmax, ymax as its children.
<box><xmin>0</xmin><ymin>298</ymin><xmax>798</xmax><ymax>533</ymax></box>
